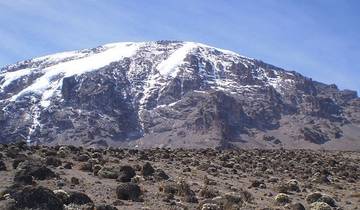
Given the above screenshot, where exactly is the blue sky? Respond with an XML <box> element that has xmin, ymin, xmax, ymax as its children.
<box><xmin>0</xmin><ymin>0</ymin><xmax>359</xmax><ymax>93</ymax></box>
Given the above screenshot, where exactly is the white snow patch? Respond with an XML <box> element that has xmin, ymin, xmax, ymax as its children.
<box><xmin>156</xmin><ymin>100</ymin><xmax>178</xmax><ymax>108</ymax></box>
<box><xmin>26</xmin><ymin>98</ymin><xmax>41</xmax><ymax>145</ymax></box>
<box><xmin>10</xmin><ymin>42</ymin><xmax>142</xmax><ymax>106</ymax></box>
<box><xmin>157</xmin><ymin>42</ymin><xmax>197</xmax><ymax>77</ymax></box>
<box><xmin>267</xmin><ymin>77</ymin><xmax>282</xmax><ymax>90</ymax></box>
<box><xmin>266</xmin><ymin>70</ymin><xmax>294</xmax><ymax>92</ymax></box>
<box><xmin>196</xmin><ymin>43</ymin><xmax>254</xmax><ymax>60</ymax></box>
<box><xmin>193</xmin><ymin>90</ymin><xmax>207</xmax><ymax>94</ymax></box>
<box><xmin>0</xmin><ymin>68</ymin><xmax>34</xmax><ymax>90</ymax></box>
<box><xmin>40</xmin><ymin>100</ymin><xmax>51</xmax><ymax>108</ymax></box>
<box><xmin>139</xmin><ymin>73</ymin><xmax>163</xmax><ymax>106</ymax></box>
<box><xmin>33</xmin><ymin>50</ymin><xmax>83</xmax><ymax>63</ymax></box>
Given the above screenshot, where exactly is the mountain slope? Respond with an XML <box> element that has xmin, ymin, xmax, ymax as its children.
<box><xmin>0</xmin><ymin>41</ymin><xmax>359</xmax><ymax>149</ymax></box>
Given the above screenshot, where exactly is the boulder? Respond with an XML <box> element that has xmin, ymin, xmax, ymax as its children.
<box><xmin>14</xmin><ymin>160</ymin><xmax>56</xmax><ymax>182</ymax></box>
<box><xmin>306</xmin><ymin>192</ymin><xmax>336</xmax><ymax>207</ymax></box>
<box><xmin>45</xmin><ymin>156</ymin><xmax>62</xmax><ymax>167</ymax></box>
<box><xmin>117</xmin><ymin>165</ymin><xmax>136</xmax><ymax>182</ymax></box>
<box><xmin>154</xmin><ymin>169</ymin><xmax>169</xmax><ymax>180</ymax></box>
<box><xmin>116</xmin><ymin>183</ymin><xmax>141</xmax><ymax>201</ymax></box>
<box><xmin>12</xmin><ymin>186</ymin><xmax>64</xmax><ymax>210</ymax></box>
<box><xmin>141</xmin><ymin>162</ymin><xmax>155</xmax><ymax>176</ymax></box>
<box><xmin>53</xmin><ymin>189</ymin><xmax>70</xmax><ymax>204</ymax></box>
<box><xmin>310</xmin><ymin>202</ymin><xmax>332</xmax><ymax>210</ymax></box>
<box><xmin>274</xmin><ymin>193</ymin><xmax>291</xmax><ymax>205</ymax></box>
<box><xmin>98</xmin><ymin>166</ymin><xmax>118</xmax><ymax>179</ymax></box>
<box><xmin>286</xmin><ymin>202</ymin><xmax>306</xmax><ymax>210</ymax></box>
<box><xmin>66</xmin><ymin>191</ymin><xmax>93</xmax><ymax>205</ymax></box>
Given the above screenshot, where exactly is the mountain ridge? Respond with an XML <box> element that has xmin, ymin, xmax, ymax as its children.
<box><xmin>0</xmin><ymin>41</ymin><xmax>359</xmax><ymax>150</ymax></box>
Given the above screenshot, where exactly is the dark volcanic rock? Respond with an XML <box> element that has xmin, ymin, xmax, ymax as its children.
<box><xmin>45</xmin><ymin>156</ymin><xmax>62</xmax><ymax>167</ymax></box>
<box><xmin>141</xmin><ymin>162</ymin><xmax>155</xmax><ymax>177</ymax></box>
<box><xmin>154</xmin><ymin>169</ymin><xmax>170</xmax><ymax>180</ymax></box>
<box><xmin>14</xmin><ymin>175</ymin><xmax>33</xmax><ymax>185</ymax></box>
<box><xmin>116</xmin><ymin>183</ymin><xmax>141</xmax><ymax>201</ymax></box>
<box><xmin>66</xmin><ymin>191</ymin><xmax>93</xmax><ymax>205</ymax></box>
<box><xmin>12</xmin><ymin>155</ymin><xmax>27</xmax><ymax>169</ymax></box>
<box><xmin>71</xmin><ymin>177</ymin><xmax>80</xmax><ymax>185</ymax></box>
<box><xmin>117</xmin><ymin>165</ymin><xmax>136</xmax><ymax>182</ymax></box>
<box><xmin>12</xmin><ymin>186</ymin><xmax>64</xmax><ymax>210</ymax></box>
<box><xmin>14</xmin><ymin>160</ymin><xmax>56</xmax><ymax>181</ymax></box>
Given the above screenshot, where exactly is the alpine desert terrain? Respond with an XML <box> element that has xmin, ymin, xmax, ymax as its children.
<box><xmin>0</xmin><ymin>142</ymin><xmax>359</xmax><ymax>210</ymax></box>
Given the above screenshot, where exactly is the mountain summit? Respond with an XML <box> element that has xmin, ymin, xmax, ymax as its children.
<box><xmin>0</xmin><ymin>41</ymin><xmax>359</xmax><ymax>149</ymax></box>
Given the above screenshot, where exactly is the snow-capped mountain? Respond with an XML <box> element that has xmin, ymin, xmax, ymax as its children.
<box><xmin>1</xmin><ymin>41</ymin><xmax>359</xmax><ymax>149</ymax></box>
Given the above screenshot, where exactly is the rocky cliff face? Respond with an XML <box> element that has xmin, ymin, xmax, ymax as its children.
<box><xmin>0</xmin><ymin>41</ymin><xmax>359</xmax><ymax>149</ymax></box>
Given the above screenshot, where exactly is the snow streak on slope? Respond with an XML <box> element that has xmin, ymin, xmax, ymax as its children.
<box><xmin>156</xmin><ymin>42</ymin><xmax>197</xmax><ymax>77</ymax></box>
<box><xmin>0</xmin><ymin>68</ymin><xmax>34</xmax><ymax>90</ymax></box>
<box><xmin>6</xmin><ymin>42</ymin><xmax>142</xmax><ymax>107</ymax></box>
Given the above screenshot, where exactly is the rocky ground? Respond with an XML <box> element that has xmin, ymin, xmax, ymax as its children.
<box><xmin>0</xmin><ymin>142</ymin><xmax>359</xmax><ymax>210</ymax></box>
